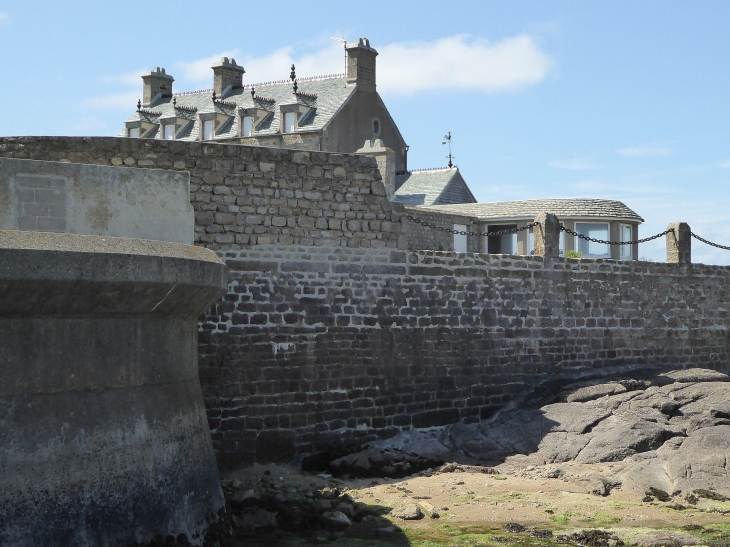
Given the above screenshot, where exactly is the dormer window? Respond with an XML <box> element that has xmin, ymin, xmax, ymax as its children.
<box><xmin>203</xmin><ymin>120</ymin><xmax>213</xmax><ymax>140</ymax></box>
<box><xmin>128</xmin><ymin>127</ymin><xmax>139</xmax><ymax>138</ymax></box>
<box><xmin>284</xmin><ymin>112</ymin><xmax>296</xmax><ymax>133</ymax></box>
<box><xmin>125</xmin><ymin>119</ymin><xmax>157</xmax><ymax>138</ymax></box>
<box><xmin>242</xmin><ymin>116</ymin><xmax>253</xmax><ymax>137</ymax></box>
<box><xmin>163</xmin><ymin>124</ymin><xmax>175</xmax><ymax>140</ymax></box>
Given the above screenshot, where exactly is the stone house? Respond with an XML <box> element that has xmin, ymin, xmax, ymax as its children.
<box><xmin>121</xmin><ymin>38</ymin><xmax>409</xmax><ymax>173</ymax></box>
<box><xmin>429</xmin><ymin>198</ymin><xmax>644</xmax><ymax>260</ymax></box>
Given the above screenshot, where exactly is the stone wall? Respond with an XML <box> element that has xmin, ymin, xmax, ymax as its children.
<box><xmin>4</xmin><ymin>137</ymin><xmax>730</xmax><ymax>472</ymax></box>
<box><xmin>200</xmin><ymin>245</ymin><xmax>730</xmax><ymax>469</ymax></box>
<box><xmin>0</xmin><ymin>137</ymin><xmax>404</xmax><ymax>252</ymax></box>
<box><xmin>403</xmin><ymin>207</ymin><xmax>480</xmax><ymax>252</ymax></box>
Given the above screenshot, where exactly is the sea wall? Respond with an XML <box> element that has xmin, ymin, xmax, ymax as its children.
<box><xmin>200</xmin><ymin>245</ymin><xmax>730</xmax><ymax>469</ymax></box>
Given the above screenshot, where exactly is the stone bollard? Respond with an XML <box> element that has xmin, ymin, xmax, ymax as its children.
<box><xmin>533</xmin><ymin>212</ymin><xmax>561</xmax><ymax>259</ymax></box>
<box><xmin>0</xmin><ymin>231</ymin><xmax>228</xmax><ymax>547</ymax></box>
<box><xmin>666</xmin><ymin>222</ymin><xmax>691</xmax><ymax>264</ymax></box>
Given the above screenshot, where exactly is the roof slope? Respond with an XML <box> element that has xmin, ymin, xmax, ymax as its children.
<box><xmin>428</xmin><ymin>198</ymin><xmax>644</xmax><ymax>222</ymax></box>
<box><xmin>120</xmin><ymin>75</ymin><xmax>355</xmax><ymax>140</ymax></box>
<box><xmin>394</xmin><ymin>167</ymin><xmax>476</xmax><ymax>207</ymax></box>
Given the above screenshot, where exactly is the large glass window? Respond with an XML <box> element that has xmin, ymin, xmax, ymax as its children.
<box><xmin>202</xmin><ymin>120</ymin><xmax>214</xmax><ymax>140</ymax></box>
<box><xmin>486</xmin><ymin>225</ymin><xmax>517</xmax><ymax>255</ymax></box>
<box><xmin>453</xmin><ymin>224</ymin><xmax>467</xmax><ymax>253</ymax></box>
<box><xmin>242</xmin><ymin>116</ymin><xmax>253</xmax><ymax>137</ymax></box>
<box><xmin>528</xmin><ymin>226</ymin><xmax>565</xmax><ymax>256</ymax></box>
<box><xmin>163</xmin><ymin>124</ymin><xmax>175</xmax><ymax>140</ymax></box>
<box><xmin>575</xmin><ymin>222</ymin><xmax>610</xmax><ymax>258</ymax></box>
<box><xmin>620</xmin><ymin>224</ymin><xmax>633</xmax><ymax>260</ymax></box>
<box><xmin>284</xmin><ymin>112</ymin><xmax>296</xmax><ymax>133</ymax></box>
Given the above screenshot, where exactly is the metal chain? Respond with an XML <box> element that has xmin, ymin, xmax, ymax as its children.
<box><xmin>691</xmin><ymin>232</ymin><xmax>730</xmax><ymax>251</ymax></box>
<box><xmin>560</xmin><ymin>225</ymin><xmax>673</xmax><ymax>246</ymax></box>
<box><xmin>406</xmin><ymin>215</ymin><xmax>538</xmax><ymax>237</ymax></box>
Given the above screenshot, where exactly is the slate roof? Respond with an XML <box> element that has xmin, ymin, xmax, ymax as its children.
<box><xmin>394</xmin><ymin>167</ymin><xmax>477</xmax><ymax>206</ymax></box>
<box><xmin>120</xmin><ymin>74</ymin><xmax>354</xmax><ymax>140</ymax></box>
<box><xmin>427</xmin><ymin>198</ymin><xmax>644</xmax><ymax>223</ymax></box>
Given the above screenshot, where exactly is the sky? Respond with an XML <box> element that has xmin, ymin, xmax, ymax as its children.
<box><xmin>1</xmin><ymin>1</ymin><xmax>729</xmax><ymax>263</ymax></box>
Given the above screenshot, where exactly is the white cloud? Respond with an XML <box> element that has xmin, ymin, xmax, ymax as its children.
<box><xmin>718</xmin><ymin>159</ymin><xmax>730</xmax><ymax>168</ymax></box>
<box><xmin>173</xmin><ymin>34</ymin><xmax>552</xmax><ymax>94</ymax></box>
<box><xmin>378</xmin><ymin>35</ymin><xmax>553</xmax><ymax>95</ymax></box>
<box><xmin>176</xmin><ymin>50</ymin><xmax>241</xmax><ymax>83</ymax></box>
<box><xmin>84</xmin><ymin>91</ymin><xmax>139</xmax><ymax>110</ymax></box>
<box><xmin>102</xmin><ymin>70</ymin><xmax>147</xmax><ymax>87</ymax></box>
<box><xmin>549</xmin><ymin>159</ymin><xmax>602</xmax><ymax>170</ymax></box>
<box><xmin>0</xmin><ymin>11</ymin><xmax>8</xmax><ymax>24</ymax></box>
<box><xmin>616</xmin><ymin>142</ymin><xmax>672</xmax><ymax>157</ymax></box>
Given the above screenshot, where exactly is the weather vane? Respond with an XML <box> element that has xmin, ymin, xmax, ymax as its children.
<box><xmin>331</xmin><ymin>36</ymin><xmax>347</xmax><ymax>73</ymax></box>
<box><xmin>442</xmin><ymin>132</ymin><xmax>454</xmax><ymax>168</ymax></box>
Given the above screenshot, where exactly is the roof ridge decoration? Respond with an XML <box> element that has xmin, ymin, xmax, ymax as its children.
<box><xmin>295</xmin><ymin>90</ymin><xmax>318</xmax><ymax>100</ymax></box>
<box><xmin>173</xmin><ymin>89</ymin><xmax>214</xmax><ymax>97</ymax></box>
<box><xmin>138</xmin><ymin>108</ymin><xmax>162</xmax><ymax>117</ymax></box>
<box><xmin>399</xmin><ymin>166</ymin><xmax>456</xmax><ymax>174</ymax></box>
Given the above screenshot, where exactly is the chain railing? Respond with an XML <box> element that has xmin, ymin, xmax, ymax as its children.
<box><xmin>560</xmin><ymin>225</ymin><xmax>674</xmax><ymax>246</ymax></box>
<box><xmin>406</xmin><ymin>215</ymin><xmax>537</xmax><ymax>237</ymax></box>
<box><xmin>690</xmin><ymin>232</ymin><xmax>730</xmax><ymax>251</ymax></box>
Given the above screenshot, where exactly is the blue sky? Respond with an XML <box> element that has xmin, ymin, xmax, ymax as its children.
<box><xmin>1</xmin><ymin>1</ymin><xmax>729</xmax><ymax>263</ymax></box>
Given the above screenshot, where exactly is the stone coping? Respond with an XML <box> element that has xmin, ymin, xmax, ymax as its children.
<box><xmin>0</xmin><ymin>229</ymin><xmax>221</xmax><ymax>263</ymax></box>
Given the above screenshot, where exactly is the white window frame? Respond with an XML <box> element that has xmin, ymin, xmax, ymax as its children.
<box><xmin>284</xmin><ymin>112</ymin><xmax>296</xmax><ymax>133</ymax></box>
<box><xmin>202</xmin><ymin>119</ymin><xmax>214</xmax><ymax>140</ymax></box>
<box><xmin>574</xmin><ymin>222</ymin><xmax>610</xmax><ymax>258</ymax></box>
<box><xmin>163</xmin><ymin>124</ymin><xmax>175</xmax><ymax>140</ymax></box>
<box><xmin>453</xmin><ymin>224</ymin><xmax>467</xmax><ymax>253</ymax></box>
<box><xmin>242</xmin><ymin>116</ymin><xmax>253</xmax><ymax>137</ymax></box>
<box><xmin>128</xmin><ymin>127</ymin><xmax>139</xmax><ymax>138</ymax></box>
<box><xmin>620</xmin><ymin>223</ymin><xmax>633</xmax><ymax>260</ymax></box>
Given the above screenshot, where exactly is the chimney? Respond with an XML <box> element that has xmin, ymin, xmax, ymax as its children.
<box><xmin>141</xmin><ymin>67</ymin><xmax>174</xmax><ymax>107</ymax></box>
<box><xmin>346</xmin><ymin>38</ymin><xmax>378</xmax><ymax>93</ymax></box>
<box><xmin>212</xmin><ymin>57</ymin><xmax>245</xmax><ymax>98</ymax></box>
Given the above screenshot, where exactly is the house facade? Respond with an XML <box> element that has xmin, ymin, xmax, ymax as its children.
<box><xmin>121</xmin><ymin>38</ymin><xmax>409</xmax><ymax>172</ymax></box>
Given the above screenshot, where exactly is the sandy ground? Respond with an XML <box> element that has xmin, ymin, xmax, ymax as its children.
<box><xmin>225</xmin><ymin>461</ymin><xmax>730</xmax><ymax>545</ymax></box>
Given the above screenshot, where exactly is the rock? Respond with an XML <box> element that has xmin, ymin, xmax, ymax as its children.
<box><xmin>564</xmin><ymin>382</ymin><xmax>628</xmax><ymax>403</ymax></box>
<box><xmin>232</xmin><ymin>509</ymin><xmax>277</xmax><ymax>531</ymax></box>
<box><xmin>335</xmin><ymin>502</ymin><xmax>355</xmax><ymax>518</ymax></box>
<box><xmin>662</xmin><ymin>368</ymin><xmax>729</xmax><ymax>383</ymax></box>
<box><xmin>390</xmin><ymin>503</ymin><xmax>422</xmax><ymax>520</ymax></box>
<box><xmin>329</xmin><ymin>447</ymin><xmax>439</xmax><ymax>479</ymax></box>
<box><xmin>624</xmin><ymin>531</ymin><xmax>701</xmax><ymax>547</ymax></box>
<box><xmin>417</xmin><ymin>501</ymin><xmax>440</xmax><ymax>519</ymax></box>
<box><xmin>321</xmin><ymin>511</ymin><xmax>351</xmax><ymax>528</ymax></box>
<box><xmin>588</xmin><ymin>475</ymin><xmax>621</xmax><ymax>496</ymax></box>
<box><xmin>504</xmin><ymin>523</ymin><xmax>526</xmax><ymax>533</ymax></box>
<box><xmin>230</xmin><ymin>488</ymin><xmax>256</xmax><ymax>502</ymax></box>
<box><xmin>313</xmin><ymin>499</ymin><xmax>332</xmax><ymax>511</ymax></box>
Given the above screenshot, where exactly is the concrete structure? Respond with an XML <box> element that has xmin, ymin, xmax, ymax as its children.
<box><xmin>3</xmin><ymin>137</ymin><xmax>727</xmax><ymax>471</ymax></box>
<box><xmin>122</xmin><ymin>38</ymin><xmax>409</xmax><ymax>172</ymax></box>
<box><xmin>0</xmin><ymin>158</ymin><xmax>194</xmax><ymax>244</ymax></box>
<box><xmin>0</xmin><ymin>231</ymin><xmax>228</xmax><ymax>546</ymax></box>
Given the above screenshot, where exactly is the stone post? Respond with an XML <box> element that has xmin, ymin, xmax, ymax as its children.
<box><xmin>666</xmin><ymin>222</ymin><xmax>691</xmax><ymax>264</ymax></box>
<box><xmin>533</xmin><ymin>212</ymin><xmax>561</xmax><ymax>259</ymax></box>
<box><xmin>356</xmin><ymin>138</ymin><xmax>395</xmax><ymax>199</ymax></box>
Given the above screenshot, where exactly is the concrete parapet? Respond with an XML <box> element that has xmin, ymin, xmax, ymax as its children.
<box><xmin>0</xmin><ymin>157</ymin><xmax>194</xmax><ymax>244</ymax></box>
<box><xmin>667</xmin><ymin>222</ymin><xmax>691</xmax><ymax>264</ymax></box>
<box><xmin>0</xmin><ymin>231</ymin><xmax>228</xmax><ymax>547</ymax></box>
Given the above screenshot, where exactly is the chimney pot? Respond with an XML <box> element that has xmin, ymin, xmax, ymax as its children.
<box><xmin>141</xmin><ymin>67</ymin><xmax>174</xmax><ymax>106</ymax></box>
<box><xmin>346</xmin><ymin>37</ymin><xmax>378</xmax><ymax>93</ymax></box>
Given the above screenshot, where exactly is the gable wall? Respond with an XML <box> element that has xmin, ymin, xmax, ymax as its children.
<box><xmin>322</xmin><ymin>90</ymin><xmax>407</xmax><ymax>171</ymax></box>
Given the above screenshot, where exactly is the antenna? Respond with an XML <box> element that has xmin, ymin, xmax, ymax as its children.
<box><xmin>442</xmin><ymin>132</ymin><xmax>454</xmax><ymax>168</ymax></box>
<box><xmin>331</xmin><ymin>36</ymin><xmax>347</xmax><ymax>73</ymax></box>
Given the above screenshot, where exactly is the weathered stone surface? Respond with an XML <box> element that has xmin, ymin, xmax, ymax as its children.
<box><xmin>390</xmin><ymin>503</ymin><xmax>422</xmax><ymax>520</ymax></box>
